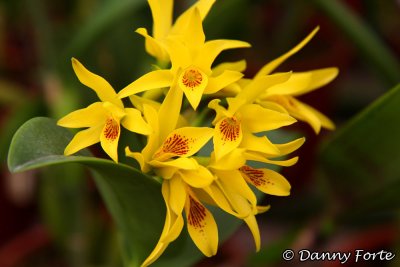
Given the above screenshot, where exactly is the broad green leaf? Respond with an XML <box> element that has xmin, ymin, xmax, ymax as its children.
<box><xmin>320</xmin><ymin>84</ymin><xmax>400</xmax><ymax>222</ymax></box>
<box><xmin>7</xmin><ymin>117</ymin><xmax>254</xmax><ymax>266</ymax></box>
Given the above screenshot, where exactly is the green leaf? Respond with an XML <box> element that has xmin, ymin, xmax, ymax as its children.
<box><xmin>8</xmin><ymin>117</ymin><xmax>164</xmax><ymax>266</ymax></box>
<box><xmin>320</xmin><ymin>84</ymin><xmax>400</xmax><ymax>223</ymax></box>
<box><xmin>7</xmin><ymin>117</ymin><xmax>252</xmax><ymax>266</ymax></box>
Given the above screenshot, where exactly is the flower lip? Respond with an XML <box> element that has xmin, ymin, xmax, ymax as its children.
<box><xmin>103</xmin><ymin>117</ymin><xmax>119</xmax><ymax>142</ymax></box>
<box><xmin>219</xmin><ymin>116</ymin><xmax>241</xmax><ymax>142</ymax></box>
<box><xmin>182</xmin><ymin>68</ymin><xmax>204</xmax><ymax>90</ymax></box>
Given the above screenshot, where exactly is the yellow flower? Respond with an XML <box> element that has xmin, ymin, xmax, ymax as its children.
<box><xmin>208</xmin><ymin>72</ymin><xmax>297</xmax><ymax>160</ymax></box>
<box><xmin>57</xmin><ymin>58</ymin><xmax>152</xmax><ymax>162</ymax></box>
<box><xmin>253</xmin><ymin>27</ymin><xmax>338</xmax><ymax>133</ymax></box>
<box><xmin>126</xmin><ymin>118</ymin><xmax>219</xmax><ymax>266</ymax></box>
<box><xmin>118</xmin><ymin>7</ymin><xmax>250</xmax><ymax>110</ymax></box>
<box><xmin>137</xmin><ymin>0</ymin><xmax>216</xmax><ymax>63</ymax></box>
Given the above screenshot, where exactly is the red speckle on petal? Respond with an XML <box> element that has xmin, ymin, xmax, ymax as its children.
<box><xmin>158</xmin><ymin>134</ymin><xmax>190</xmax><ymax>157</ymax></box>
<box><xmin>219</xmin><ymin>117</ymin><xmax>241</xmax><ymax>142</ymax></box>
<box><xmin>188</xmin><ymin>195</ymin><xmax>206</xmax><ymax>229</ymax></box>
<box><xmin>239</xmin><ymin>165</ymin><xmax>273</xmax><ymax>186</ymax></box>
<box><xmin>104</xmin><ymin>118</ymin><xmax>119</xmax><ymax>141</ymax></box>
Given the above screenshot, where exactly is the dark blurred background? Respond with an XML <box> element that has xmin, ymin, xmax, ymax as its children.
<box><xmin>1</xmin><ymin>0</ymin><xmax>399</xmax><ymax>266</ymax></box>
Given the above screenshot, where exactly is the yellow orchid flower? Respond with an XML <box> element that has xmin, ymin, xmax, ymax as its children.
<box><xmin>118</xmin><ymin>7</ymin><xmax>250</xmax><ymax>110</ymax></box>
<box><xmin>208</xmin><ymin>72</ymin><xmax>297</xmax><ymax>160</ymax></box>
<box><xmin>252</xmin><ymin>27</ymin><xmax>338</xmax><ymax>133</ymax></box>
<box><xmin>137</xmin><ymin>0</ymin><xmax>216</xmax><ymax>63</ymax></box>
<box><xmin>57</xmin><ymin>58</ymin><xmax>152</xmax><ymax>162</ymax></box>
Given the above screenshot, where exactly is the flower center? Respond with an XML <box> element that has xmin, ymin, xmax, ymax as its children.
<box><xmin>219</xmin><ymin>116</ymin><xmax>241</xmax><ymax>142</ymax></box>
<box><xmin>181</xmin><ymin>68</ymin><xmax>203</xmax><ymax>90</ymax></box>
<box><xmin>104</xmin><ymin>117</ymin><xmax>119</xmax><ymax>141</ymax></box>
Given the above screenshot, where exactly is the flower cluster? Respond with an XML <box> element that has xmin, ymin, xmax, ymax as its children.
<box><xmin>57</xmin><ymin>0</ymin><xmax>338</xmax><ymax>266</ymax></box>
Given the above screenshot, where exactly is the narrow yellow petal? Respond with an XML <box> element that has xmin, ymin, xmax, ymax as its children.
<box><xmin>64</xmin><ymin>124</ymin><xmax>102</xmax><ymax>155</ymax></box>
<box><xmin>217</xmin><ymin>170</ymin><xmax>257</xmax><ymax>208</ymax></box>
<box><xmin>141</xmin><ymin>181</ymin><xmax>183</xmax><ymax>267</ymax></box>
<box><xmin>125</xmin><ymin>146</ymin><xmax>148</xmax><ymax>173</ymax></box>
<box><xmin>257</xmin><ymin>100</ymin><xmax>289</xmax><ymax>114</ymax></box>
<box><xmin>236</xmin><ymin>72</ymin><xmax>292</xmax><ymax>104</ymax></box>
<box><xmin>208</xmin><ymin>148</ymin><xmax>246</xmax><ymax>171</ymax></box>
<box><xmin>292</xmin><ymin>67</ymin><xmax>339</xmax><ymax>97</ymax></box>
<box><xmin>171</xmin><ymin>0</ymin><xmax>216</xmax><ymax>35</ymax></box>
<box><xmin>255</xmin><ymin>27</ymin><xmax>319</xmax><ymax>77</ymax></box>
<box><xmin>244</xmin><ymin>214</ymin><xmax>261</xmax><ymax>251</ymax></box>
<box><xmin>118</xmin><ymin>69</ymin><xmax>173</xmax><ymax>99</ymax></box>
<box><xmin>211</xmin><ymin>60</ymin><xmax>247</xmax><ymax>76</ymax></box>
<box><xmin>121</xmin><ymin>108</ymin><xmax>152</xmax><ymax>135</ymax></box>
<box><xmin>298</xmin><ymin>101</ymin><xmax>336</xmax><ymax>131</ymax></box>
<box><xmin>148</xmin><ymin>0</ymin><xmax>173</xmax><ymax>40</ymax></box>
<box><xmin>208</xmin><ymin>99</ymin><xmax>231</xmax><ymax>125</ymax></box>
<box><xmin>168</xmin><ymin>176</ymin><xmax>187</xmax><ymax>215</ymax></box>
<box><xmin>204</xmin><ymin>70</ymin><xmax>243</xmax><ymax>95</ymax></box>
<box><xmin>71</xmin><ymin>58</ymin><xmax>122</xmax><ymax>108</ymax></box>
<box><xmin>178</xmin><ymin>8</ymin><xmax>205</xmax><ymax>55</ymax></box>
<box><xmin>185</xmin><ymin>193</ymin><xmax>218</xmax><ymax>257</ymax></box>
<box><xmin>57</xmin><ymin>102</ymin><xmax>106</xmax><ymax>128</ymax></box>
<box><xmin>203</xmin><ymin>183</ymin><xmax>245</xmax><ymax>218</ymax></box>
<box><xmin>149</xmin><ymin>158</ymin><xmax>199</xmax><ymax>179</ymax></box>
<box><xmin>179</xmin><ymin>165</ymin><xmax>214</xmax><ymax>188</ymax></box>
<box><xmin>197</xmin><ymin>39</ymin><xmax>251</xmax><ymax>71</ymax></box>
<box><xmin>100</xmin><ymin>117</ymin><xmax>121</xmax><ymax>162</ymax></box>
<box><xmin>275</xmin><ymin>137</ymin><xmax>305</xmax><ymax>156</ymax></box>
<box><xmin>136</xmin><ymin>27</ymin><xmax>170</xmax><ymax>63</ymax></box>
<box><xmin>154</xmin><ymin>127</ymin><xmax>213</xmax><ymax>161</ymax></box>
<box><xmin>213</xmin><ymin>116</ymin><xmax>243</xmax><ymax>160</ymax></box>
<box><xmin>239</xmin><ymin>104</ymin><xmax>297</xmax><ymax>132</ymax></box>
<box><xmin>244</xmin><ymin>151</ymin><xmax>299</xmax><ymax>167</ymax></box>
<box><xmin>178</xmin><ymin>66</ymin><xmax>208</xmax><ymax>110</ymax></box>
<box><xmin>240</xmin><ymin>131</ymin><xmax>280</xmax><ymax>156</ymax></box>
<box><xmin>264</xmin><ymin>71</ymin><xmax>312</xmax><ymax>96</ymax></box>
<box><xmin>239</xmin><ymin>165</ymin><xmax>291</xmax><ymax>196</ymax></box>
<box><xmin>158</xmin><ymin>85</ymin><xmax>183</xmax><ymax>143</ymax></box>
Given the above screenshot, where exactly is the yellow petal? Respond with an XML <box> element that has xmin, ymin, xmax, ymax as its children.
<box><xmin>168</xmin><ymin>176</ymin><xmax>187</xmax><ymax>215</ymax></box>
<box><xmin>211</xmin><ymin>60</ymin><xmax>247</xmax><ymax>76</ymax></box>
<box><xmin>275</xmin><ymin>137</ymin><xmax>305</xmax><ymax>156</ymax></box>
<box><xmin>185</xmin><ymin>193</ymin><xmax>218</xmax><ymax>257</ymax></box>
<box><xmin>239</xmin><ymin>104</ymin><xmax>297</xmax><ymax>132</ymax></box>
<box><xmin>239</xmin><ymin>165</ymin><xmax>291</xmax><ymax>196</ymax></box>
<box><xmin>141</xmin><ymin>181</ymin><xmax>183</xmax><ymax>267</ymax></box>
<box><xmin>297</xmin><ymin>100</ymin><xmax>335</xmax><ymax>131</ymax></box>
<box><xmin>257</xmin><ymin>100</ymin><xmax>289</xmax><ymax>114</ymax></box>
<box><xmin>171</xmin><ymin>0</ymin><xmax>215</xmax><ymax>36</ymax></box>
<box><xmin>208</xmin><ymin>148</ymin><xmax>246</xmax><ymax>170</ymax></box>
<box><xmin>244</xmin><ymin>214</ymin><xmax>261</xmax><ymax>251</ymax></box>
<box><xmin>71</xmin><ymin>58</ymin><xmax>122</xmax><ymax>108</ymax></box>
<box><xmin>236</xmin><ymin>72</ymin><xmax>292</xmax><ymax>104</ymax></box>
<box><xmin>154</xmin><ymin>127</ymin><xmax>213</xmax><ymax>161</ymax></box>
<box><xmin>264</xmin><ymin>68</ymin><xmax>338</xmax><ymax>97</ymax></box>
<box><xmin>118</xmin><ymin>69</ymin><xmax>173</xmax><ymax>99</ymax></box>
<box><xmin>213</xmin><ymin>116</ymin><xmax>243</xmax><ymax>160</ymax></box>
<box><xmin>217</xmin><ymin>170</ymin><xmax>257</xmax><ymax>208</ymax></box>
<box><xmin>178</xmin><ymin>66</ymin><xmax>208</xmax><ymax>110</ymax></box>
<box><xmin>136</xmin><ymin>27</ymin><xmax>170</xmax><ymax>63</ymax></box>
<box><xmin>244</xmin><ymin>151</ymin><xmax>299</xmax><ymax>167</ymax></box>
<box><xmin>121</xmin><ymin>108</ymin><xmax>152</xmax><ymax>135</ymax></box>
<box><xmin>157</xmin><ymin>85</ymin><xmax>183</xmax><ymax>143</ymax></box>
<box><xmin>163</xmin><ymin>38</ymin><xmax>192</xmax><ymax>72</ymax></box>
<box><xmin>179</xmin><ymin>165</ymin><xmax>214</xmax><ymax>188</ymax></box>
<box><xmin>177</xmin><ymin>8</ymin><xmax>205</xmax><ymax>55</ymax></box>
<box><xmin>257</xmin><ymin>205</ymin><xmax>271</xmax><ymax>214</ymax></box>
<box><xmin>64</xmin><ymin>124</ymin><xmax>102</xmax><ymax>155</ymax></box>
<box><xmin>150</xmin><ymin>158</ymin><xmax>199</xmax><ymax>179</ymax></box>
<box><xmin>100</xmin><ymin>117</ymin><xmax>121</xmax><ymax>162</ymax></box>
<box><xmin>296</xmin><ymin>67</ymin><xmax>338</xmax><ymax>96</ymax></box>
<box><xmin>197</xmin><ymin>39</ymin><xmax>251</xmax><ymax>71</ymax></box>
<box><xmin>240</xmin><ymin>131</ymin><xmax>280</xmax><ymax>156</ymax></box>
<box><xmin>204</xmin><ymin>70</ymin><xmax>243</xmax><ymax>94</ymax></box>
<box><xmin>148</xmin><ymin>0</ymin><xmax>173</xmax><ymax>40</ymax></box>
<box><xmin>255</xmin><ymin>27</ymin><xmax>319</xmax><ymax>77</ymax></box>
<box><xmin>57</xmin><ymin>102</ymin><xmax>106</xmax><ymax>128</ymax></box>
<box><xmin>208</xmin><ymin>99</ymin><xmax>231</xmax><ymax>125</ymax></box>
<box><xmin>203</xmin><ymin>183</ymin><xmax>245</xmax><ymax>218</ymax></box>
<box><xmin>125</xmin><ymin>146</ymin><xmax>148</xmax><ymax>173</ymax></box>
